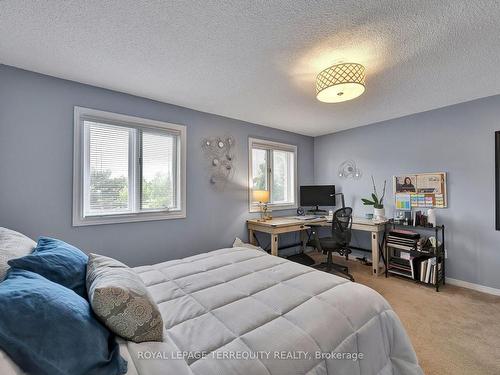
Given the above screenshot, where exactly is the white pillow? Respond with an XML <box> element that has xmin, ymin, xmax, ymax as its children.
<box><xmin>0</xmin><ymin>349</ymin><xmax>24</xmax><ymax>375</ymax></box>
<box><xmin>232</xmin><ymin>237</ymin><xmax>266</xmax><ymax>252</ymax></box>
<box><xmin>0</xmin><ymin>227</ymin><xmax>36</xmax><ymax>281</ymax></box>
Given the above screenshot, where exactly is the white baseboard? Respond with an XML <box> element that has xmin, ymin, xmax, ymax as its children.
<box><xmin>446</xmin><ymin>278</ymin><xmax>500</xmax><ymax>296</ymax></box>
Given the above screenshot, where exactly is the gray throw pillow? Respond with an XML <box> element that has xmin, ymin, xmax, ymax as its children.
<box><xmin>0</xmin><ymin>227</ymin><xmax>36</xmax><ymax>281</ymax></box>
<box><xmin>86</xmin><ymin>253</ymin><xmax>164</xmax><ymax>343</ymax></box>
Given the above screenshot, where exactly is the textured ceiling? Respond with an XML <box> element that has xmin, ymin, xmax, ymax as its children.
<box><xmin>1</xmin><ymin>1</ymin><xmax>499</xmax><ymax>136</ymax></box>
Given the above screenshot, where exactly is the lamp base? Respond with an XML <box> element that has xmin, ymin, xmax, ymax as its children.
<box><xmin>257</xmin><ymin>203</ymin><xmax>271</xmax><ymax>221</ymax></box>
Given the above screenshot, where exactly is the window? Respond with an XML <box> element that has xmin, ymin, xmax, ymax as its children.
<box><xmin>248</xmin><ymin>138</ymin><xmax>297</xmax><ymax>211</ymax></box>
<box><xmin>73</xmin><ymin>107</ymin><xmax>186</xmax><ymax>225</ymax></box>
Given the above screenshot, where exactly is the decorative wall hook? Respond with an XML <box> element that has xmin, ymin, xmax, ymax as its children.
<box><xmin>201</xmin><ymin>136</ymin><xmax>236</xmax><ymax>190</ymax></box>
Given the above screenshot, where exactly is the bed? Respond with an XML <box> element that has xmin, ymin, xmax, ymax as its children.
<box><xmin>1</xmin><ymin>246</ymin><xmax>422</xmax><ymax>375</ymax></box>
<box><xmin>126</xmin><ymin>247</ymin><xmax>422</xmax><ymax>374</ymax></box>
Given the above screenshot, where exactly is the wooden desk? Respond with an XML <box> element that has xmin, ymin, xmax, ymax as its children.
<box><xmin>247</xmin><ymin>216</ymin><xmax>387</xmax><ymax>276</ymax></box>
<box><xmin>246</xmin><ymin>217</ymin><xmax>311</xmax><ymax>257</ymax></box>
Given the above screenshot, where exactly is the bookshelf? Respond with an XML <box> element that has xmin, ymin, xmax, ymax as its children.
<box><xmin>384</xmin><ymin>220</ymin><xmax>445</xmax><ymax>292</ymax></box>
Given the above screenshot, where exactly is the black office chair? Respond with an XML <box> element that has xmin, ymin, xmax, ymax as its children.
<box><xmin>314</xmin><ymin>207</ymin><xmax>355</xmax><ymax>281</ymax></box>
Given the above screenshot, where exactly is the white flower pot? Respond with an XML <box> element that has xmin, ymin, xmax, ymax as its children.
<box><xmin>373</xmin><ymin>208</ymin><xmax>386</xmax><ymax>221</ymax></box>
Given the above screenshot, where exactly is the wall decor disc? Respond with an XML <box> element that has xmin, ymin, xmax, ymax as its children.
<box><xmin>338</xmin><ymin>160</ymin><xmax>361</xmax><ymax>179</ymax></box>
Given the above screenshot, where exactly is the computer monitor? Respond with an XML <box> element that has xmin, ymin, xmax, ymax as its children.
<box><xmin>300</xmin><ymin>185</ymin><xmax>336</xmax><ymax>213</ymax></box>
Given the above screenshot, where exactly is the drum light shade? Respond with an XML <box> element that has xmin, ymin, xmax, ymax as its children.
<box><xmin>316</xmin><ymin>63</ymin><xmax>365</xmax><ymax>103</ymax></box>
<box><xmin>252</xmin><ymin>190</ymin><xmax>270</xmax><ymax>203</ymax></box>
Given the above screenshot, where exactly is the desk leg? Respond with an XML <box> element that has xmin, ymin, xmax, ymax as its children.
<box><xmin>300</xmin><ymin>230</ymin><xmax>307</xmax><ymax>252</ymax></box>
<box><xmin>271</xmin><ymin>234</ymin><xmax>279</xmax><ymax>256</ymax></box>
<box><xmin>248</xmin><ymin>229</ymin><xmax>256</xmax><ymax>245</ymax></box>
<box><xmin>372</xmin><ymin>231</ymin><xmax>380</xmax><ymax>276</ymax></box>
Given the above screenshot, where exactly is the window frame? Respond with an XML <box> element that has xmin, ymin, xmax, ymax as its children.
<box><xmin>248</xmin><ymin>137</ymin><xmax>298</xmax><ymax>212</ymax></box>
<box><xmin>73</xmin><ymin>107</ymin><xmax>186</xmax><ymax>226</ymax></box>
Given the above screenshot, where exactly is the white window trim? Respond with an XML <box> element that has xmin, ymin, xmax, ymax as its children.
<box><xmin>73</xmin><ymin>106</ymin><xmax>187</xmax><ymax>226</ymax></box>
<box><xmin>248</xmin><ymin>137</ymin><xmax>298</xmax><ymax>212</ymax></box>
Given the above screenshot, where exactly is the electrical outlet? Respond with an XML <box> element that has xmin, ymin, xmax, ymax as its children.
<box><xmin>444</xmin><ymin>249</ymin><xmax>448</xmax><ymax>259</ymax></box>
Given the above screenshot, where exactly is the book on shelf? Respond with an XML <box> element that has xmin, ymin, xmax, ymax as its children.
<box><xmin>388</xmin><ymin>229</ymin><xmax>421</xmax><ymax>240</ymax></box>
<box><xmin>387</xmin><ymin>235</ymin><xmax>418</xmax><ymax>252</ymax></box>
<box><xmin>387</xmin><ymin>235</ymin><xmax>415</xmax><ymax>242</ymax></box>
<box><xmin>420</xmin><ymin>259</ymin><xmax>426</xmax><ymax>281</ymax></box>
<box><xmin>388</xmin><ymin>268</ymin><xmax>413</xmax><ymax>278</ymax></box>
<box><xmin>410</xmin><ymin>255</ymin><xmax>425</xmax><ymax>280</ymax></box>
<box><xmin>388</xmin><ymin>257</ymin><xmax>412</xmax><ymax>278</ymax></box>
<box><xmin>387</xmin><ymin>233</ymin><xmax>439</xmax><ymax>255</ymax></box>
<box><xmin>388</xmin><ymin>253</ymin><xmax>440</xmax><ymax>283</ymax></box>
<box><xmin>425</xmin><ymin>257</ymin><xmax>434</xmax><ymax>282</ymax></box>
<box><xmin>390</xmin><ymin>264</ymin><xmax>411</xmax><ymax>272</ymax></box>
<box><xmin>399</xmin><ymin>251</ymin><xmax>411</xmax><ymax>260</ymax></box>
<box><xmin>387</xmin><ymin>242</ymin><xmax>415</xmax><ymax>251</ymax></box>
<box><xmin>415</xmin><ymin>257</ymin><xmax>441</xmax><ymax>284</ymax></box>
<box><xmin>387</xmin><ymin>236</ymin><xmax>418</xmax><ymax>245</ymax></box>
<box><xmin>390</xmin><ymin>260</ymin><xmax>411</xmax><ymax>270</ymax></box>
<box><xmin>388</xmin><ymin>253</ymin><xmax>419</xmax><ymax>279</ymax></box>
<box><xmin>386</xmin><ymin>226</ymin><xmax>443</xmax><ymax>286</ymax></box>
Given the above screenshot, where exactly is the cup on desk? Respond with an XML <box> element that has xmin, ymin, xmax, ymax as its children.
<box><xmin>365</xmin><ymin>213</ymin><xmax>374</xmax><ymax>219</ymax></box>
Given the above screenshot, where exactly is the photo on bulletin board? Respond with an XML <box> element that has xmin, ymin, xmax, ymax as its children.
<box><xmin>394</xmin><ymin>172</ymin><xmax>447</xmax><ymax>208</ymax></box>
<box><xmin>394</xmin><ymin>175</ymin><xmax>417</xmax><ymax>193</ymax></box>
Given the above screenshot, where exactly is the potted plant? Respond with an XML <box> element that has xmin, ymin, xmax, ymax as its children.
<box><xmin>362</xmin><ymin>176</ymin><xmax>387</xmax><ymax>220</ymax></box>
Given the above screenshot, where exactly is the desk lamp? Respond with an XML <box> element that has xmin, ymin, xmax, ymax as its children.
<box><xmin>253</xmin><ymin>190</ymin><xmax>270</xmax><ymax>221</ymax></box>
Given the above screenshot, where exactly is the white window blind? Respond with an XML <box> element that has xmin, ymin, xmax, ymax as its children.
<box><xmin>141</xmin><ymin>131</ymin><xmax>176</xmax><ymax>210</ymax></box>
<box><xmin>74</xmin><ymin>107</ymin><xmax>186</xmax><ymax>226</ymax></box>
<box><xmin>248</xmin><ymin>138</ymin><xmax>297</xmax><ymax>211</ymax></box>
<box><xmin>272</xmin><ymin>149</ymin><xmax>294</xmax><ymax>204</ymax></box>
<box><xmin>251</xmin><ymin>148</ymin><xmax>268</xmax><ymax>191</ymax></box>
<box><xmin>86</xmin><ymin>122</ymin><xmax>131</xmax><ymax>215</ymax></box>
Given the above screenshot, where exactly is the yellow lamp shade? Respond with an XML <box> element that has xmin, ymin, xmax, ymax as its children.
<box><xmin>316</xmin><ymin>63</ymin><xmax>365</xmax><ymax>103</ymax></box>
<box><xmin>253</xmin><ymin>190</ymin><xmax>270</xmax><ymax>203</ymax></box>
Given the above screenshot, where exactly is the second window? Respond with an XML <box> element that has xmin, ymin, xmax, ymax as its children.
<box><xmin>249</xmin><ymin>138</ymin><xmax>297</xmax><ymax>211</ymax></box>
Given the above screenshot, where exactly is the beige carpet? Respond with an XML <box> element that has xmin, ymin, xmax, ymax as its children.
<box><xmin>308</xmin><ymin>253</ymin><xmax>500</xmax><ymax>375</ymax></box>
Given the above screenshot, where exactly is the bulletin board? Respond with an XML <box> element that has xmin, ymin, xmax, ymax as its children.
<box><xmin>393</xmin><ymin>172</ymin><xmax>447</xmax><ymax>209</ymax></box>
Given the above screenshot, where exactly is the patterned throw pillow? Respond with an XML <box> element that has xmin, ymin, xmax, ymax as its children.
<box><xmin>86</xmin><ymin>253</ymin><xmax>163</xmax><ymax>343</ymax></box>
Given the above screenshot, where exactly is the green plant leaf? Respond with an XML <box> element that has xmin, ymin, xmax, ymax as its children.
<box><xmin>362</xmin><ymin>199</ymin><xmax>374</xmax><ymax>206</ymax></box>
<box><xmin>371</xmin><ymin>193</ymin><xmax>379</xmax><ymax>205</ymax></box>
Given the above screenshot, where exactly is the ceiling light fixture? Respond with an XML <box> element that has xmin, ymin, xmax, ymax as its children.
<box><xmin>316</xmin><ymin>63</ymin><xmax>365</xmax><ymax>103</ymax></box>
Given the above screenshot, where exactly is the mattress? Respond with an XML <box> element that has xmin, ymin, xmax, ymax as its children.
<box><xmin>124</xmin><ymin>247</ymin><xmax>423</xmax><ymax>375</ymax></box>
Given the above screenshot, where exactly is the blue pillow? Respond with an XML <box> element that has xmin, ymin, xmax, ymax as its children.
<box><xmin>0</xmin><ymin>269</ymin><xmax>127</xmax><ymax>375</ymax></box>
<box><xmin>8</xmin><ymin>237</ymin><xmax>88</xmax><ymax>297</ymax></box>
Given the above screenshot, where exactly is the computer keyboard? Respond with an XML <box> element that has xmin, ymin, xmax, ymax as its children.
<box><xmin>294</xmin><ymin>215</ymin><xmax>326</xmax><ymax>221</ymax></box>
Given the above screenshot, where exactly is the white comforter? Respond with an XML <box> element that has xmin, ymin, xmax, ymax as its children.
<box><xmin>125</xmin><ymin>247</ymin><xmax>423</xmax><ymax>375</ymax></box>
<box><xmin>0</xmin><ymin>247</ymin><xmax>422</xmax><ymax>375</ymax></box>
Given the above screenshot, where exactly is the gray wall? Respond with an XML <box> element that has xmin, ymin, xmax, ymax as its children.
<box><xmin>314</xmin><ymin>95</ymin><xmax>500</xmax><ymax>289</ymax></box>
<box><xmin>3</xmin><ymin>63</ymin><xmax>498</xmax><ymax>289</ymax></box>
<box><xmin>0</xmin><ymin>65</ymin><xmax>314</xmax><ymax>266</ymax></box>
